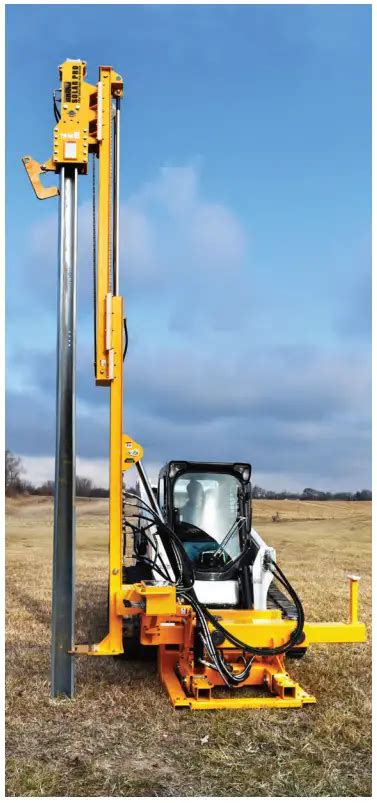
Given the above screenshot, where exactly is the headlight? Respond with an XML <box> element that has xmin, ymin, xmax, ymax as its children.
<box><xmin>169</xmin><ymin>461</ymin><xmax>187</xmax><ymax>478</ymax></box>
<box><xmin>233</xmin><ymin>463</ymin><xmax>251</xmax><ymax>483</ymax></box>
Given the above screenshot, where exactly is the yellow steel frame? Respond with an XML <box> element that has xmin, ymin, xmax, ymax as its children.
<box><xmin>23</xmin><ymin>60</ymin><xmax>367</xmax><ymax>710</ymax></box>
<box><xmin>72</xmin><ymin>577</ymin><xmax>366</xmax><ymax>709</ymax></box>
<box><xmin>22</xmin><ymin>59</ymin><xmax>144</xmax><ymax>658</ymax></box>
<box><xmin>95</xmin><ymin>66</ymin><xmax>121</xmax><ymax>383</ymax></box>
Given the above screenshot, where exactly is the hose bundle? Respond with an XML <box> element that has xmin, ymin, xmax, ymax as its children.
<box><xmin>124</xmin><ymin>491</ymin><xmax>305</xmax><ymax>686</ymax></box>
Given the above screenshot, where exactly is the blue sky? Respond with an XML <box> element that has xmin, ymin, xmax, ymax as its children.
<box><xmin>6</xmin><ymin>4</ymin><xmax>371</xmax><ymax>491</ymax></box>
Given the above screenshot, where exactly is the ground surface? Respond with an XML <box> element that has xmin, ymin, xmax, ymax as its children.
<box><xmin>6</xmin><ymin>496</ymin><xmax>372</xmax><ymax>797</ymax></box>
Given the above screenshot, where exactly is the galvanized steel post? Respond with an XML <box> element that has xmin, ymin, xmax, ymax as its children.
<box><xmin>51</xmin><ymin>166</ymin><xmax>78</xmax><ymax>697</ymax></box>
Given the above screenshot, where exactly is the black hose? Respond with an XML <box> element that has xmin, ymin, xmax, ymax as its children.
<box><xmin>180</xmin><ymin>589</ymin><xmax>254</xmax><ymax>686</ymax></box>
<box><xmin>124</xmin><ymin>492</ymin><xmax>195</xmax><ymax>589</ymax></box>
<box><xmin>135</xmin><ymin>556</ymin><xmax>172</xmax><ymax>583</ymax></box>
<box><xmin>123</xmin><ymin>318</ymin><xmax>128</xmax><ymax>361</ymax></box>
<box><xmin>124</xmin><ymin>492</ymin><xmax>305</xmax><ymax>669</ymax></box>
<box><xmin>126</xmin><ymin>513</ymin><xmax>174</xmax><ymax>580</ymax></box>
<box><xmin>53</xmin><ymin>93</ymin><xmax>61</xmax><ymax>123</ymax></box>
<box><xmin>188</xmin><ymin>558</ymin><xmax>305</xmax><ymax>658</ymax></box>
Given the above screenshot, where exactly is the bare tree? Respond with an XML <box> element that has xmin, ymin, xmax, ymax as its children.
<box><xmin>76</xmin><ymin>476</ymin><xmax>93</xmax><ymax>497</ymax></box>
<box><xmin>5</xmin><ymin>450</ymin><xmax>24</xmax><ymax>495</ymax></box>
<box><xmin>35</xmin><ymin>480</ymin><xmax>55</xmax><ymax>496</ymax></box>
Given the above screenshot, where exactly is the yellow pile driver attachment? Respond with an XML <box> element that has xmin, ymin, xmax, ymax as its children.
<box><xmin>23</xmin><ymin>59</ymin><xmax>366</xmax><ymax>710</ymax></box>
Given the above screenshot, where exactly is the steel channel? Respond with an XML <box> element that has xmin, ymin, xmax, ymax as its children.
<box><xmin>51</xmin><ymin>166</ymin><xmax>78</xmax><ymax>698</ymax></box>
<box><xmin>112</xmin><ymin>97</ymin><xmax>121</xmax><ymax>295</ymax></box>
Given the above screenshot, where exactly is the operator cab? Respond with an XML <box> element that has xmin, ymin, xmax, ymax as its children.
<box><xmin>157</xmin><ymin>461</ymin><xmax>253</xmax><ymax>582</ymax></box>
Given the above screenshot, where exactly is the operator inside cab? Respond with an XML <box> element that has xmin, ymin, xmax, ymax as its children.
<box><xmin>174</xmin><ymin>472</ymin><xmax>242</xmax><ymax>566</ymax></box>
<box><xmin>180</xmin><ymin>480</ymin><xmax>205</xmax><ymax>527</ymax></box>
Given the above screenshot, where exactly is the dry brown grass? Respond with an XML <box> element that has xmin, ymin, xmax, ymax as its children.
<box><xmin>6</xmin><ymin>497</ymin><xmax>371</xmax><ymax>796</ymax></box>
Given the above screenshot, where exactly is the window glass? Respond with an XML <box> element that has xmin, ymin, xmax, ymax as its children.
<box><xmin>173</xmin><ymin>472</ymin><xmax>242</xmax><ymax>562</ymax></box>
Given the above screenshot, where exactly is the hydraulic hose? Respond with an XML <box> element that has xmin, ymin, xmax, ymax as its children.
<box><xmin>189</xmin><ymin>558</ymin><xmax>305</xmax><ymax>658</ymax></box>
<box><xmin>124</xmin><ymin>492</ymin><xmax>305</xmax><ymax>681</ymax></box>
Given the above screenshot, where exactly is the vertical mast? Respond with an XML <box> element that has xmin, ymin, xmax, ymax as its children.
<box><xmin>22</xmin><ymin>60</ymin><xmax>143</xmax><ymax>674</ymax></box>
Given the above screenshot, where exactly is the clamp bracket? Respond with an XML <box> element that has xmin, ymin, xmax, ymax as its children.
<box><xmin>21</xmin><ymin>156</ymin><xmax>59</xmax><ymax>200</ymax></box>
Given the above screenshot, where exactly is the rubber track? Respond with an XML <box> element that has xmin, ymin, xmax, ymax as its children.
<box><xmin>267</xmin><ymin>581</ymin><xmax>297</xmax><ymax>619</ymax></box>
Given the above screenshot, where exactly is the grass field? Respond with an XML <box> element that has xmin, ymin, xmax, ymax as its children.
<box><xmin>6</xmin><ymin>496</ymin><xmax>372</xmax><ymax>797</ymax></box>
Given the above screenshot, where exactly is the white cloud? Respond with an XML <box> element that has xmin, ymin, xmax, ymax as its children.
<box><xmin>26</xmin><ymin>163</ymin><xmax>248</xmax><ymax>298</ymax></box>
<box><xmin>121</xmin><ymin>205</ymin><xmax>155</xmax><ymax>276</ymax></box>
<box><xmin>8</xmin><ymin>162</ymin><xmax>371</xmax><ymax>492</ymax></box>
<box><xmin>133</xmin><ymin>165</ymin><xmax>199</xmax><ymax>215</ymax></box>
<box><xmin>21</xmin><ymin>455</ymin><xmax>109</xmax><ymax>488</ymax></box>
<box><xmin>20</xmin><ymin>453</ymin><xmax>368</xmax><ymax>495</ymax></box>
<box><xmin>190</xmin><ymin>202</ymin><xmax>246</xmax><ymax>270</ymax></box>
<box><xmin>20</xmin><ymin>456</ymin><xmax>55</xmax><ymax>486</ymax></box>
<box><xmin>20</xmin><ymin>455</ymin><xmax>162</xmax><ymax>490</ymax></box>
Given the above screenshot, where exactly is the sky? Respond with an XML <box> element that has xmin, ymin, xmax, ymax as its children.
<box><xmin>6</xmin><ymin>4</ymin><xmax>371</xmax><ymax>492</ymax></box>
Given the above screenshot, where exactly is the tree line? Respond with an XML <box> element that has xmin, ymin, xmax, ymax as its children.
<box><xmin>5</xmin><ymin>450</ymin><xmax>109</xmax><ymax>498</ymax></box>
<box><xmin>252</xmin><ymin>485</ymin><xmax>372</xmax><ymax>502</ymax></box>
<box><xmin>5</xmin><ymin>450</ymin><xmax>371</xmax><ymax>501</ymax></box>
